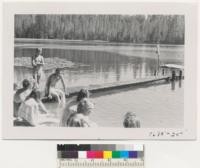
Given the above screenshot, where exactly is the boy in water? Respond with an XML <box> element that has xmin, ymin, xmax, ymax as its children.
<box><xmin>45</xmin><ymin>68</ymin><xmax>67</xmax><ymax>106</ymax></box>
<box><xmin>32</xmin><ymin>48</ymin><xmax>44</xmax><ymax>85</ymax></box>
<box><xmin>123</xmin><ymin>112</ymin><xmax>141</xmax><ymax>128</ymax></box>
<box><xmin>66</xmin><ymin>98</ymin><xmax>97</xmax><ymax>127</ymax></box>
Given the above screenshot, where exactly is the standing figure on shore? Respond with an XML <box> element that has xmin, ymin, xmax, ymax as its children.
<box><xmin>45</xmin><ymin>68</ymin><xmax>67</xmax><ymax>106</ymax></box>
<box><xmin>32</xmin><ymin>48</ymin><xmax>45</xmax><ymax>85</ymax></box>
<box><xmin>155</xmin><ymin>41</ymin><xmax>161</xmax><ymax>75</ymax></box>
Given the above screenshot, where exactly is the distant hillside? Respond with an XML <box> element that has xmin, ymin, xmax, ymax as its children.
<box><xmin>15</xmin><ymin>15</ymin><xmax>185</xmax><ymax>44</ymax></box>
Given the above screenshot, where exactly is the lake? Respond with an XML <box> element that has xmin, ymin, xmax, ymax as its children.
<box><xmin>14</xmin><ymin>42</ymin><xmax>184</xmax><ymax>88</ymax></box>
<box><xmin>14</xmin><ymin>40</ymin><xmax>184</xmax><ymax>127</ymax></box>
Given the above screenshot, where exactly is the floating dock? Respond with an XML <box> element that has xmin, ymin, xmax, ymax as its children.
<box><xmin>42</xmin><ymin>76</ymin><xmax>173</xmax><ymax>103</ymax></box>
<box><xmin>68</xmin><ymin>63</ymin><xmax>184</xmax><ymax>96</ymax></box>
<box><xmin>68</xmin><ymin>76</ymin><xmax>171</xmax><ymax>96</ymax></box>
<box><xmin>42</xmin><ymin>62</ymin><xmax>184</xmax><ymax>102</ymax></box>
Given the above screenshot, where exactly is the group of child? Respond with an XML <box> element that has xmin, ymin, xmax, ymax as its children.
<box><xmin>13</xmin><ymin>48</ymin><xmax>141</xmax><ymax>128</ymax></box>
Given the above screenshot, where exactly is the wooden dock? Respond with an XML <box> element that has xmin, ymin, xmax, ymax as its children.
<box><xmin>67</xmin><ymin>76</ymin><xmax>171</xmax><ymax>96</ymax></box>
<box><xmin>42</xmin><ymin>73</ymin><xmax>183</xmax><ymax>103</ymax></box>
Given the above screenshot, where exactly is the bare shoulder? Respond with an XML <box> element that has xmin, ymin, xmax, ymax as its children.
<box><xmin>39</xmin><ymin>55</ymin><xmax>44</xmax><ymax>59</ymax></box>
<box><xmin>58</xmin><ymin>74</ymin><xmax>64</xmax><ymax>79</ymax></box>
<box><xmin>48</xmin><ymin>73</ymin><xmax>56</xmax><ymax>80</ymax></box>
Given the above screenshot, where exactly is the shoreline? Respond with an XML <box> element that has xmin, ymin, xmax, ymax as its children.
<box><xmin>15</xmin><ymin>38</ymin><xmax>185</xmax><ymax>47</ymax></box>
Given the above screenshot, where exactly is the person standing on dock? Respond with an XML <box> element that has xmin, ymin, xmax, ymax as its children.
<box><xmin>45</xmin><ymin>68</ymin><xmax>67</xmax><ymax>106</ymax></box>
<box><xmin>155</xmin><ymin>41</ymin><xmax>161</xmax><ymax>75</ymax></box>
<box><xmin>32</xmin><ymin>48</ymin><xmax>45</xmax><ymax>85</ymax></box>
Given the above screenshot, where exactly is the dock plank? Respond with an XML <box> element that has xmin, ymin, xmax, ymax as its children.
<box><xmin>41</xmin><ymin>76</ymin><xmax>176</xmax><ymax>102</ymax></box>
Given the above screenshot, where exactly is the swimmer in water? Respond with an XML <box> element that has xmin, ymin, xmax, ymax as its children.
<box><xmin>60</xmin><ymin>89</ymin><xmax>90</xmax><ymax>127</ymax></box>
<box><xmin>66</xmin><ymin>98</ymin><xmax>97</xmax><ymax>127</ymax></box>
<box><xmin>45</xmin><ymin>68</ymin><xmax>67</xmax><ymax>106</ymax></box>
<box><xmin>123</xmin><ymin>112</ymin><xmax>141</xmax><ymax>128</ymax></box>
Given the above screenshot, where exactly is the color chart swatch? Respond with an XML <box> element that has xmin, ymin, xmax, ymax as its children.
<box><xmin>57</xmin><ymin>144</ymin><xmax>144</xmax><ymax>168</ymax></box>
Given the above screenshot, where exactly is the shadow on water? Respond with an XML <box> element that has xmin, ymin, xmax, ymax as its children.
<box><xmin>179</xmin><ymin>80</ymin><xmax>182</xmax><ymax>88</ymax></box>
<box><xmin>171</xmin><ymin>81</ymin><xmax>175</xmax><ymax>91</ymax></box>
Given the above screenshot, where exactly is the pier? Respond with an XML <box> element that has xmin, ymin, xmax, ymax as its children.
<box><xmin>41</xmin><ymin>63</ymin><xmax>184</xmax><ymax>102</ymax></box>
<box><xmin>68</xmin><ymin>62</ymin><xmax>184</xmax><ymax>96</ymax></box>
<box><xmin>42</xmin><ymin>75</ymin><xmax>183</xmax><ymax>103</ymax></box>
<box><xmin>68</xmin><ymin>76</ymin><xmax>171</xmax><ymax>96</ymax></box>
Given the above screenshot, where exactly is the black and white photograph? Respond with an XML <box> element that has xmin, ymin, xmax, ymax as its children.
<box><xmin>13</xmin><ymin>14</ymin><xmax>185</xmax><ymax>128</ymax></box>
<box><xmin>2</xmin><ymin>2</ymin><xmax>197</xmax><ymax>139</ymax></box>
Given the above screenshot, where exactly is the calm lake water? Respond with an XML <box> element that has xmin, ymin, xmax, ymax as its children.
<box><xmin>14</xmin><ymin>42</ymin><xmax>184</xmax><ymax>127</ymax></box>
<box><xmin>14</xmin><ymin>43</ymin><xmax>184</xmax><ymax>87</ymax></box>
<box><xmin>43</xmin><ymin>80</ymin><xmax>184</xmax><ymax>128</ymax></box>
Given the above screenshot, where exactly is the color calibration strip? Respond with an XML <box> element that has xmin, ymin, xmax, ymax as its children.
<box><xmin>57</xmin><ymin>144</ymin><xmax>144</xmax><ymax>168</ymax></box>
<box><xmin>57</xmin><ymin>144</ymin><xmax>144</xmax><ymax>159</ymax></box>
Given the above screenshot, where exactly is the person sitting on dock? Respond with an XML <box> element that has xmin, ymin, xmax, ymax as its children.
<box><xmin>32</xmin><ymin>48</ymin><xmax>45</xmax><ymax>85</ymax></box>
<box><xmin>14</xmin><ymin>79</ymin><xmax>32</xmax><ymax>118</ymax></box>
<box><xmin>123</xmin><ymin>112</ymin><xmax>141</xmax><ymax>128</ymax></box>
<box><xmin>45</xmin><ymin>68</ymin><xmax>67</xmax><ymax>106</ymax></box>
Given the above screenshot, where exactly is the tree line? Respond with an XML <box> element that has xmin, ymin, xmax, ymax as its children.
<box><xmin>15</xmin><ymin>15</ymin><xmax>184</xmax><ymax>44</ymax></box>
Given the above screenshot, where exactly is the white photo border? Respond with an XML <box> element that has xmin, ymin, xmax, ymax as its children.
<box><xmin>2</xmin><ymin>2</ymin><xmax>197</xmax><ymax>140</ymax></box>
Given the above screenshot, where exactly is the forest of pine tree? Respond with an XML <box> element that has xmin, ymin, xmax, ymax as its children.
<box><xmin>15</xmin><ymin>15</ymin><xmax>184</xmax><ymax>44</ymax></box>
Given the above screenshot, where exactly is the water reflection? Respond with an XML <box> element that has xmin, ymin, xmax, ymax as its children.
<box><xmin>179</xmin><ymin>80</ymin><xmax>182</xmax><ymax>88</ymax></box>
<box><xmin>171</xmin><ymin>81</ymin><xmax>176</xmax><ymax>91</ymax></box>
<box><xmin>170</xmin><ymin>79</ymin><xmax>183</xmax><ymax>91</ymax></box>
<box><xmin>14</xmin><ymin>45</ymin><xmax>184</xmax><ymax>89</ymax></box>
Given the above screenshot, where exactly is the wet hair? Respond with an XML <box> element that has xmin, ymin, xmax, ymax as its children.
<box><xmin>123</xmin><ymin>112</ymin><xmax>140</xmax><ymax>128</ymax></box>
<box><xmin>77</xmin><ymin>99</ymin><xmax>94</xmax><ymax>115</ymax></box>
<box><xmin>77</xmin><ymin>103</ymin><xmax>84</xmax><ymax>114</ymax></box>
<box><xmin>36</xmin><ymin>48</ymin><xmax>42</xmax><ymax>53</ymax></box>
<box><xmin>55</xmin><ymin>68</ymin><xmax>61</xmax><ymax>74</ymax></box>
<box><xmin>77</xmin><ymin>89</ymin><xmax>89</xmax><ymax>102</ymax></box>
<box><xmin>27</xmin><ymin>90</ymin><xmax>41</xmax><ymax>101</ymax></box>
<box><xmin>22</xmin><ymin>79</ymin><xmax>30</xmax><ymax>89</ymax></box>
